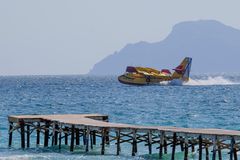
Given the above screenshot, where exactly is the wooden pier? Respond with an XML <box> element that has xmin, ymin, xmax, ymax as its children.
<box><xmin>8</xmin><ymin>114</ymin><xmax>240</xmax><ymax>160</ymax></box>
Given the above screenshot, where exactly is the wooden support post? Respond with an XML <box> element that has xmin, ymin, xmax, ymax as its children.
<box><xmin>192</xmin><ymin>145</ymin><xmax>195</xmax><ymax>152</ymax></box>
<box><xmin>51</xmin><ymin>123</ymin><xmax>55</xmax><ymax>146</ymax></box>
<box><xmin>171</xmin><ymin>133</ymin><xmax>177</xmax><ymax>160</ymax></box>
<box><xmin>199</xmin><ymin>135</ymin><xmax>202</xmax><ymax>160</ymax></box>
<box><xmin>93</xmin><ymin>130</ymin><xmax>96</xmax><ymax>145</ymax></box>
<box><xmin>83</xmin><ymin>129</ymin><xmax>86</xmax><ymax>145</ymax></box>
<box><xmin>70</xmin><ymin>125</ymin><xmax>75</xmax><ymax>152</ymax></box>
<box><xmin>212</xmin><ymin>136</ymin><xmax>217</xmax><ymax>160</ymax></box>
<box><xmin>217</xmin><ymin>144</ymin><xmax>222</xmax><ymax>160</ymax></box>
<box><xmin>76</xmin><ymin>128</ymin><xmax>80</xmax><ymax>145</ymax></box>
<box><xmin>164</xmin><ymin>139</ymin><xmax>168</xmax><ymax>154</ymax></box>
<box><xmin>132</xmin><ymin>130</ymin><xmax>137</xmax><ymax>156</ymax></box>
<box><xmin>205</xmin><ymin>144</ymin><xmax>209</xmax><ymax>160</ymax></box>
<box><xmin>54</xmin><ymin>124</ymin><xmax>59</xmax><ymax>145</ymax></box>
<box><xmin>85</xmin><ymin>128</ymin><xmax>90</xmax><ymax>152</ymax></box>
<box><xmin>134</xmin><ymin>132</ymin><xmax>137</xmax><ymax>153</ymax></box>
<box><xmin>59</xmin><ymin>126</ymin><xmax>62</xmax><ymax>150</ymax></box>
<box><xmin>180</xmin><ymin>137</ymin><xmax>184</xmax><ymax>152</ymax></box>
<box><xmin>20</xmin><ymin>120</ymin><xmax>25</xmax><ymax>149</ymax></box>
<box><xmin>116</xmin><ymin>129</ymin><xmax>121</xmax><ymax>155</ymax></box>
<box><xmin>44</xmin><ymin>121</ymin><xmax>49</xmax><ymax>147</ymax></box>
<box><xmin>64</xmin><ymin>127</ymin><xmax>68</xmax><ymax>145</ymax></box>
<box><xmin>101</xmin><ymin>128</ymin><xmax>106</xmax><ymax>155</ymax></box>
<box><xmin>234</xmin><ymin>146</ymin><xmax>238</xmax><ymax>160</ymax></box>
<box><xmin>36</xmin><ymin>122</ymin><xmax>40</xmax><ymax>146</ymax></box>
<box><xmin>103</xmin><ymin>116</ymin><xmax>110</xmax><ymax>145</ymax></box>
<box><xmin>230</xmin><ymin>137</ymin><xmax>237</xmax><ymax>160</ymax></box>
<box><xmin>90</xmin><ymin>131</ymin><xmax>93</xmax><ymax>149</ymax></box>
<box><xmin>159</xmin><ymin>131</ymin><xmax>164</xmax><ymax>159</ymax></box>
<box><xmin>8</xmin><ymin>122</ymin><xmax>13</xmax><ymax>147</ymax></box>
<box><xmin>27</xmin><ymin>125</ymin><xmax>30</xmax><ymax>148</ymax></box>
<box><xmin>148</xmin><ymin>130</ymin><xmax>152</xmax><ymax>154</ymax></box>
<box><xmin>106</xmin><ymin>129</ymin><xmax>110</xmax><ymax>145</ymax></box>
<box><xmin>191</xmin><ymin>141</ymin><xmax>195</xmax><ymax>152</ymax></box>
<box><xmin>102</xmin><ymin>116</ymin><xmax>110</xmax><ymax>145</ymax></box>
<box><xmin>230</xmin><ymin>137</ymin><xmax>234</xmax><ymax>160</ymax></box>
<box><xmin>184</xmin><ymin>136</ymin><xmax>188</xmax><ymax>160</ymax></box>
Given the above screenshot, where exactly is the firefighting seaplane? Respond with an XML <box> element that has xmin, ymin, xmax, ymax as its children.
<box><xmin>118</xmin><ymin>57</ymin><xmax>192</xmax><ymax>85</ymax></box>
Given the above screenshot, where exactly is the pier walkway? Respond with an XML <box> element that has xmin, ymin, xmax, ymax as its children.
<box><xmin>8</xmin><ymin>114</ymin><xmax>240</xmax><ymax>160</ymax></box>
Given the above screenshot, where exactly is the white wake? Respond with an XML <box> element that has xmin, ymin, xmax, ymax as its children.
<box><xmin>184</xmin><ymin>76</ymin><xmax>237</xmax><ymax>86</ymax></box>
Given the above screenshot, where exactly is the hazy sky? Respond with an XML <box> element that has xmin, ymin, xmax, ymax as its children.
<box><xmin>1</xmin><ymin>0</ymin><xmax>240</xmax><ymax>75</ymax></box>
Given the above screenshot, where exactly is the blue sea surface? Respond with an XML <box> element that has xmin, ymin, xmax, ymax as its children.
<box><xmin>0</xmin><ymin>74</ymin><xmax>240</xmax><ymax>159</ymax></box>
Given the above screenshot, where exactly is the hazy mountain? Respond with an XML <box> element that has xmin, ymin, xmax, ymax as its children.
<box><xmin>89</xmin><ymin>20</ymin><xmax>240</xmax><ymax>75</ymax></box>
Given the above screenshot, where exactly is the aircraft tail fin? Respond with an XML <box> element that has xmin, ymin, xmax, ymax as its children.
<box><xmin>172</xmin><ymin>57</ymin><xmax>192</xmax><ymax>82</ymax></box>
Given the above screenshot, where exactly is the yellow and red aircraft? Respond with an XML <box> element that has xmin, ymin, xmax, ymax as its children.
<box><xmin>118</xmin><ymin>57</ymin><xmax>192</xmax><ymax>85</ymax></box>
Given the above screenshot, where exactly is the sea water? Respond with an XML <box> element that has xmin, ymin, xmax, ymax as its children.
<box><xmin>0</xmin><ymin>74</ymin><xmax>240</xmax><ymax>160</ymax></box>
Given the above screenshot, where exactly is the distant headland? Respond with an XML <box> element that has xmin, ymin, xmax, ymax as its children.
<box><xmin>89</xmin><ymin>20</ymin><xmax>240</xmax><ymax>75</ymax></box>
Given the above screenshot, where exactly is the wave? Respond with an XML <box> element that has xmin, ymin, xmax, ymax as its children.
<box><xmin>184</xmin><ymin>76</ymin><xmax>237</xmax><ymax>86</ymax></box>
